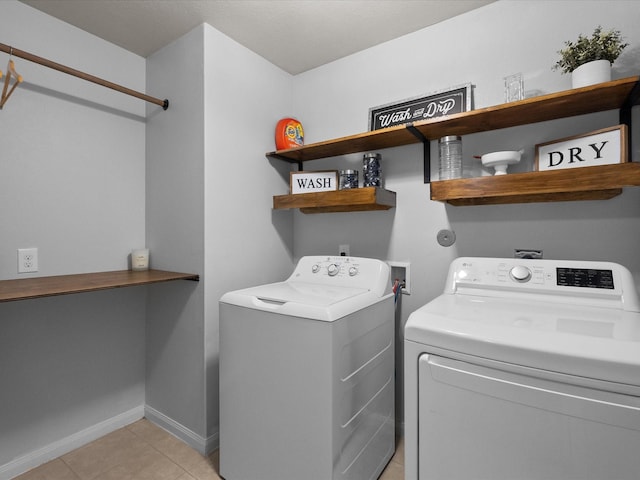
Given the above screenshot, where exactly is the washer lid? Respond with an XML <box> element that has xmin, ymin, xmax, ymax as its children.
<box><xmin>220</xmin><ymin>281</ymin><xmax>389</xmax><ymax>321</ymax></box>
<box><xmin>405</xmin><ymin>293</ymin><xmax>640</xmax><ymax>386</ymax></box>
<box><xmin>235</xmin><ymin>281</ymin><xmax>368</xmax><ymax>305</ymax></box>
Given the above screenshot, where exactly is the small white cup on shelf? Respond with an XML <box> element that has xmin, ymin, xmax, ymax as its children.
<box><xmin>131</xmin><ymin>248</ymin><xmax>149</xmax><ymax>271</ymax></box>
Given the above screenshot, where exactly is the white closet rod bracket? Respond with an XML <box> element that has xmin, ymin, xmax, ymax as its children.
<box><xmin>0</xmin><ymin>42</ymin><xmax>169</xmax><ymax>110</ymax></box>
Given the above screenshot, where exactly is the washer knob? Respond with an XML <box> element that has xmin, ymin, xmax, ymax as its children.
<box><xmin>311</xmin><ymin>264</ymin><xmax>320</xmax><ymax>273</ymax></box>
<box><xmin>349</xmin><ymin>266</ymin><xmax>358</xmax><ymax>276</ymax></box>
<box><xmin>327</xmin><ymin>264</ymin><xmax>340</xmax><ymax>276</ymax></box>
<box><xmin>510</xmin><ymin>265</ymin><xmax>532</xmax><ymax>282</ymax></box>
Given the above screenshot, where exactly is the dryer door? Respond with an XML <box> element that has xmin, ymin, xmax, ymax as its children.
<box><xmin>418</xmin><ymin>354</ymin><xmax>640</xmax><ymax>480</ymax></box>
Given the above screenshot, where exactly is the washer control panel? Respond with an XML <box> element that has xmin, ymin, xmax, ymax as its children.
<box><xmin>311</xmin><ymin>258</ymin><xmax>359</xmax><ymax>278</ymax></box>
<box><xmin>287</xmin><ymin>256</ymin><xmax>390</xmax><ymax>295</ymax></box>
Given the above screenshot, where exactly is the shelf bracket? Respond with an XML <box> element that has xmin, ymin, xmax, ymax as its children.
<box><xmin>406</xmin><ymin>124</ymin><xmax>431</xmax><ymax>183</ymax></box>
<box><xmin>266</xmin><ymin>152</ymin><xmax>303</xmax><ymax>171</ymax></box>
<box><xmin>620</xmin><ymin>80</ymin><xmax>640</xmax><ymax>159</ymax></box>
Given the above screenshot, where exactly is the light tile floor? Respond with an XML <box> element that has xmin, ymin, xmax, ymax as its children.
<box><xmin>14</xmin><ymin>419</ymin><xmax>404</xmax><ymax>480</ymax></box>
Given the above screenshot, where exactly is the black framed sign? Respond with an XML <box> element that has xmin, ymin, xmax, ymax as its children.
<box><xmin>368</xmin><ymin>83</ymin><xmax>472</xmax><ymax>131</ymax></box>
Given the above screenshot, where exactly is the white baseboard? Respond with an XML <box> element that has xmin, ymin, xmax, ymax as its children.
<box><xmin>144</xmin><ymin>405</ymin><xmax>219</xmax><ymax>455</ymax></box>
<box><xmin>0</xmin><ymin>406</ymin><xmax>144</xmax><ymax>480</ymax></box>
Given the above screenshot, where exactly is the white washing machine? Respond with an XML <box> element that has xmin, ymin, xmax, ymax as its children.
<box><xmin>219</xmin><ymin>256</ymin><xmax>395</xmax><ymax>480</ymax></box>
<box><xmin>404</xmin><ymin>257</ymin><xmax>640</xmax><ymax>480</ymax></box>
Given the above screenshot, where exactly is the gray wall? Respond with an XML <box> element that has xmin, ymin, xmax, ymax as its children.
<box><xmin>2</xmin><ymin>0</ymin><xmax>640</xmax><ymax>473</ymax></box>
<box><xmin>144</xmin><ymin>25</ymin><xmax>207</xmax><ymax>449</ymax></box>
<box><xmin>201</xmin><ymin>24</ymin><xmax>294</xmax><ymax>441</ymax></box>
<box><xmin>290</xmin><ymin>0</ymin><xmax>640</xmax><ymax>425</ymax></box>
<box><xmin>0</xmin><ymin>2</ymin><xmax>294</xmax><ymax>471</ymax></box>
<box><xmin>144</xmin><ymin>24</ymin><xmax>294</xmax><ymax>451</ymax></box>
<box><xmin>0</xmin><ymin>1</ymin><xmax>147</xmax><ymax>475</ymax></box>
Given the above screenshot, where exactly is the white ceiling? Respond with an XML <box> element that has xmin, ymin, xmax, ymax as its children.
<box><xmin>20</xmin><ymin>0</ymin><xmax>495</xmax><ymax>75</ymax></box>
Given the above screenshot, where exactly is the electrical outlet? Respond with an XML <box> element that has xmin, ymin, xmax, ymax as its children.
<box><xmin>339</xmin><ymin>244</ymin><xmax>350</xmax><ymax>256</ymax></box>
<box><xmin>18</xmin><ymin>248</ymin><xmax>38</xmax><ymax>273</ymax></box>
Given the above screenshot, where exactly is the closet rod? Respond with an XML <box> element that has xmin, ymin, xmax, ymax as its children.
<box><xmin>0</xmin><ymin>43</ymin><xmax>169</xmax><ymax>110</ymax></box>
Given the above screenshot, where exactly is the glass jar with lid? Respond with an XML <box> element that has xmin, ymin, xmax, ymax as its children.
<box><xmin>339</xmin><ymin>169</ymin><xmax>359</xmax><ymax>189</ymax></box>
<box><xmin>363</xmin><ymin>153</ymin><xmax>382</xmax><ymax>187</ymax></box>
<box><xmin>438</xmin><ymin>136</ymin><xmax>463</xmax><ymax>180</ymax></box>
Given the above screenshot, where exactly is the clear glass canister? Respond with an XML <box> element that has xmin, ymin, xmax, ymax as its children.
<box><xmin>340</xmin><ymin>169</ymin><xmax>359</xmax><ymax>189</ymax></box>
<box><xmin>363</xmin><ymin>153</ymin><xmax>382</xmax><ymax>187</ymax></box>
<box><xmin>438</xmin><ymin>136</ymin><xmax>463</xmax><ymax>180</ymax></box>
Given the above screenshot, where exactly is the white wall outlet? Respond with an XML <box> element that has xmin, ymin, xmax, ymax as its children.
<box><xmin>18</xmin><ymin>248</ymin><xmax>38</xmax><ymax>273</ymax></box>
<box><xmin>388</xmin><ymin>261</ymin><xmax>411</xmax><ymax>295</ymax></box>
<box><xmin>339</xmin><ymin>244</ymin><xmax>350</xmax><ymax>256</ymax></box>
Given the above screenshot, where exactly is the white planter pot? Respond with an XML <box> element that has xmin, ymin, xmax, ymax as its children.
<box><xmin>571</xmin><ymin>60</ymin><xmax>612</xmax><ymax>88</ymax></box>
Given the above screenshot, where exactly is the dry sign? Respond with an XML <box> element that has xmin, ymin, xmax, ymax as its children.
<box><xmin>535</xmin><ymin>125</ymin><xmax>627</xmax><ymax>172</ymax></box>
<box><xmin>290</xmin><ymin>170</ymin><xmax>338</xmax><ymax>194</ymax></box>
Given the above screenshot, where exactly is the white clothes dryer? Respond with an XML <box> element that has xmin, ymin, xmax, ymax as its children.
<box><xmin>219</xmin><ymin>256</ymin><xmax>395</xmax><ymax>480</ymax></box>
<box><xmin>405</xmin><ymin>257</ymin><xmax>640</xmax><ymax>480</ymax></box>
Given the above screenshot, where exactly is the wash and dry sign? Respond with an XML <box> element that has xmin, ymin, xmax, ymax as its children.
<box><xmin>535</xmin><ymin>125</ymin><xmax>627</xmax><ymax>171</ymax></box>
<box><xmin>290</xmin><ymin>170</ymin><xmax>338</xmax><ymax>194</ymax></box>
<box><xmin>369</xmin><ymin>84</ymin><xmax>472</xmax><ymax>131</ymax></box>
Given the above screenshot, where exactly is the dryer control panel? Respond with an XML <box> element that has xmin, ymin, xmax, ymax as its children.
<box><xmin>446</xmin><ymin>257</ymin><xmax>640</xmax><ymax>312</ymax></box>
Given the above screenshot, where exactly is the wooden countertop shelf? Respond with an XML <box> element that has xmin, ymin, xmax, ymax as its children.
<box><xmin>273</xmin><ymin>187</ymin><xmax>396</xmax><ymax>213</ymax></box>
<box><xmin>0</xmin><ymin>269</ymin><xmax>200</xmax><ymax>303</ymax></box>
<box><xmin>430</xmin><ymin>163</ymin><xmax>640</xmax><ymax>206</ymax></box>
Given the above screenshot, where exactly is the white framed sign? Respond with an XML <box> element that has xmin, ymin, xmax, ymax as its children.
<box><xmin>535</xmin><ymin>125</ymin><xmax>627</xmax><ymax>172</ymax></box>
<box><xmin>290</xmin><ymin>170</ymin><xmax>338</xmax><ymax>194</ymax></box>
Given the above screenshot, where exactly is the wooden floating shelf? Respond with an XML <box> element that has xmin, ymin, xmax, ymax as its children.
<box><xmin>0</xmin><ymin>269</ymin><xmax>200</xmax><ymax>303</ymax></box>
<box><xmin>430</xmin><ymin>163</ymin><xmax>640</xmax><ymax>206</ymax></box>
<box><xmin>267</xmin><ymin>124</ymin><xmax>417</xmax><ymax>164</ymax></box>
<box><xmin>273</xmin><ymin>187</ymin><xmax>396</xmax><ymax>213</ymax></box>
<box><xmin>409</xmin><ymin>76</ymin><xmax>639</xmax><ymax>141</ymax></box>
<box><xmin>266</xmin><ymin>76</ymin><xmax>640</xmax><ymax>164</ymax></box>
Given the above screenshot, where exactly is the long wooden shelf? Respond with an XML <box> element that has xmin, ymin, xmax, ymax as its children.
<box><xmin>0</xmin><ymin>269</ymin><xmax>200</xmax><ymax>303</ymax></box>
<box><xmin>267</xmin><ymin>123</ymin><xmax>417</xmax><ymax>164</ymax></box>
<box><xmin>410</xmin><ymin>76</ymin><xmax>638</xmax><ymax>140</ymax></box>
<box><xmin>430</xmin><ymin>163</ymin><xmax>640</xmax><ymax>206</ymax></box>
<box><xmin>266</xmin><ymin>77</ymin><xmax>639</xmax><ymax>163</ymax></box>
<box><xmin>273</xmin><ymin>187</ymin><xmax>396</xmax><ymax>213</ymax></box>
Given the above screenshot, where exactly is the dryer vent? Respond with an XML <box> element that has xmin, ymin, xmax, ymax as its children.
<box><xmin>514</xmin><ymin>249</ymin><xmax>543</xmax><ymax>259</ymax></box>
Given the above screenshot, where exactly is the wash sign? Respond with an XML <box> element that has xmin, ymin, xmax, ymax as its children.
<box><xmin>290</xmin><ymin>171</ymin><xmax>338</xmax><ymax>194</ymax></box>
<box><xmin>535</xmin><ymin>125</ymin><xmax>627</xmax><ymax>172</ymax></box>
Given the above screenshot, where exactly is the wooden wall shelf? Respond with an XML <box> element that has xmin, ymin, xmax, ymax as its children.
<box><xmin>267</xmin><ymin>77</ymin><xmax>640</xmax><ymax>209</ymax></box>
<box><xmin>0</xmin><ymin>269</ymin><xmax>199</xmax><ymax>303</ymax></box>
<box><xmin>266</xmin><ymin>77</ymin><xmax>639</xmax><ymax>164</ymax></box>
<box><xmin>409</xmin><ymin>76</ymin><xmax>639</xmax><ymax>141</ymax></box>
<box><xmin>430</xmin><ymin>163</ymin><xmax>640</xmax><ymax>206</ymax></box>
<box><xmin>267</xmin><ymin>124</ymin><xmax>417</xmax><ymax>164</ymax></box>
<box><xmin>273</xmin><ymin>187</ymin><xmax>396</xmax><ymax>213</ymax></box>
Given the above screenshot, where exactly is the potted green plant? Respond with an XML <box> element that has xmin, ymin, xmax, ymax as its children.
<box><xmin>553</xmin><ymin>26</ymin><xmax>628</xmax><ymax>88</ymax></box>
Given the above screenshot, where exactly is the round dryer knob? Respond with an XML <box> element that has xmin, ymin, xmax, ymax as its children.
<box><xmin>311</xmin><ymin>264</ymin><xmax>320</xmax><ymax>273</ymax></box>
<box><xmin>349</xmin><ymin>266</ymin><xmax>358</xmax><ymax>276</ymax></box>
<box><xmin>510</xmin><ymin>265</ymin><xmax>532</xmax><ymax>282</ymax></box>
<box><xmin>327</xmin><ymin>264</ymin><xmax>340</xmax><ymax>276</ymax></box>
